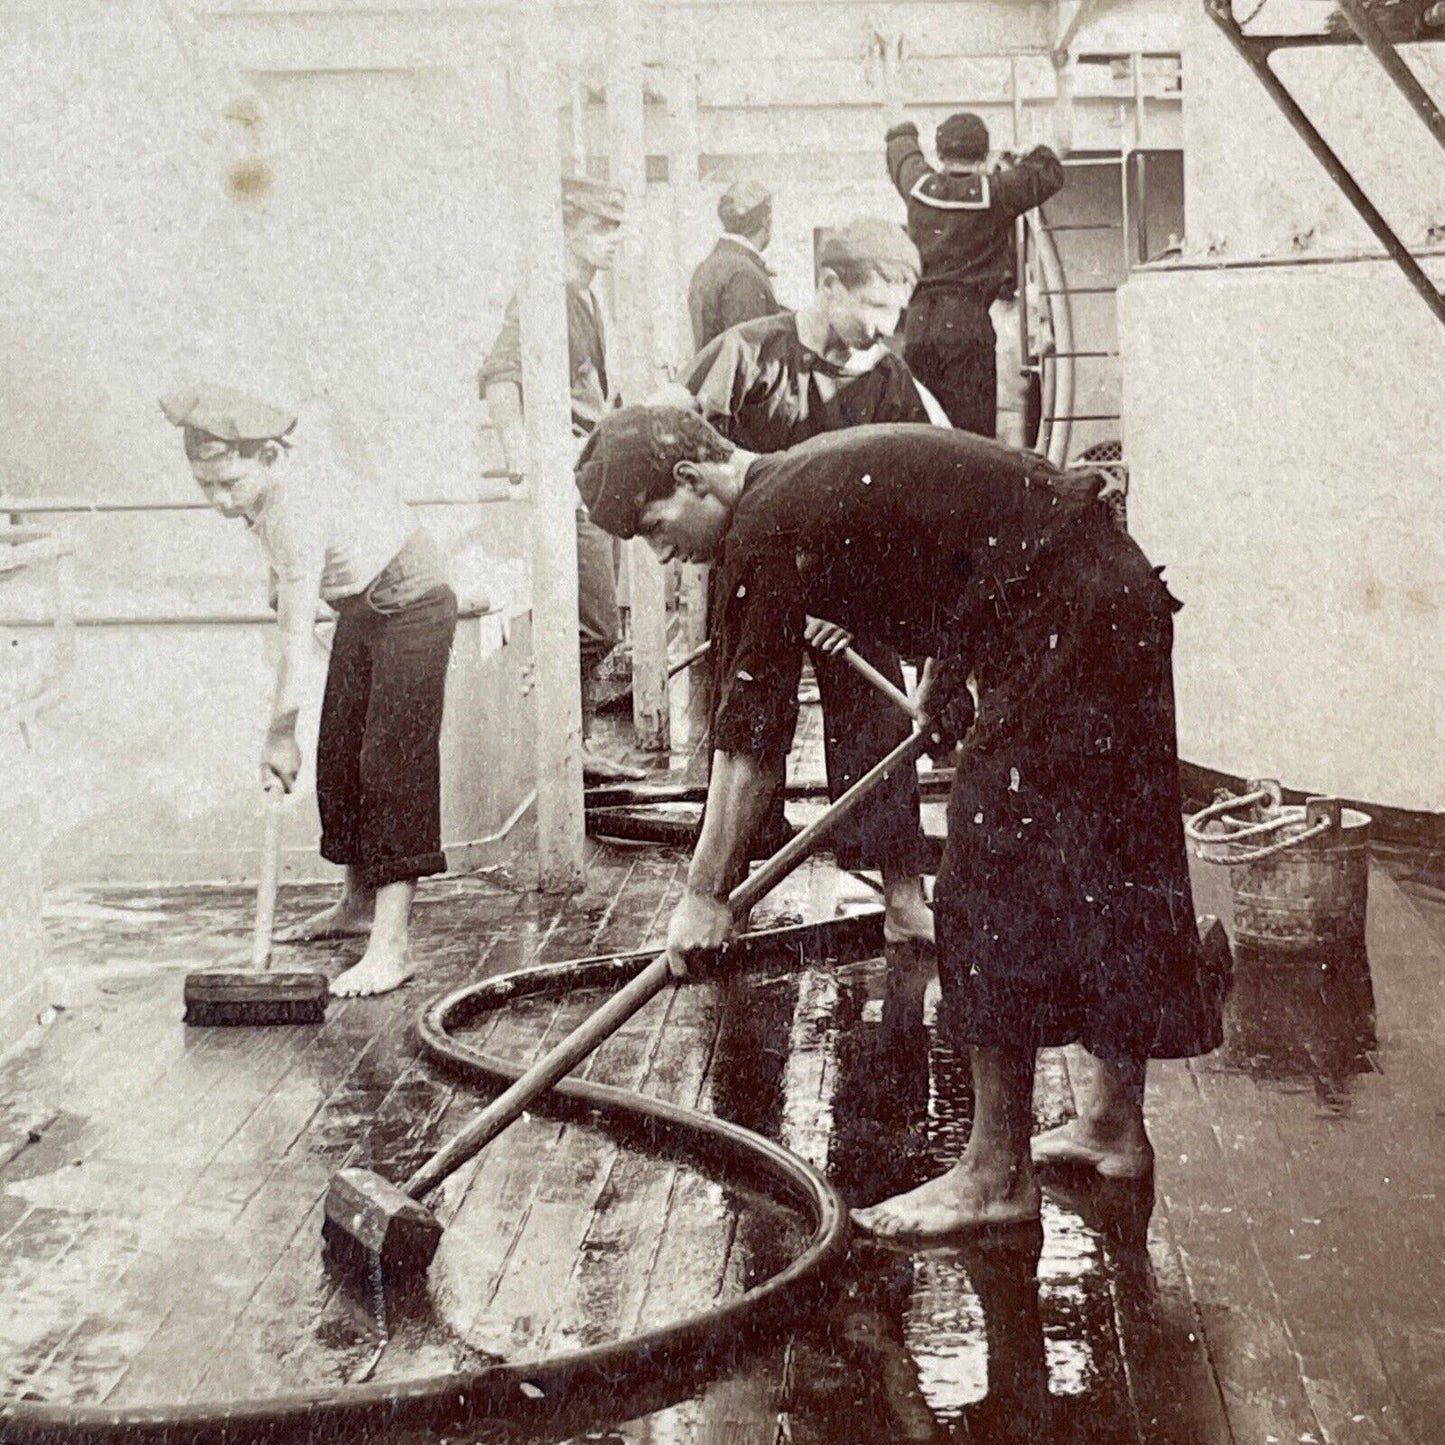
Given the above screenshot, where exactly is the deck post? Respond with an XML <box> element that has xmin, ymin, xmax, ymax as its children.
<box><xmin>665</xmin><ymin>60</ymin><xmax>711</xmax><ymax>655</ymax></box>
<box><xmin>513</xmin><ymin>0</ymin><xmax>587</xmax><ymax>892</ymax></box>
<box><xmin>607</xmin><ymin>0</ymin><xmax>670</xmax><ymax>753</ymax></box>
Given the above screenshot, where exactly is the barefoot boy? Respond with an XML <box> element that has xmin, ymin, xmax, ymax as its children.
<box><xmin>161</xmin><ymin>385</ymin><xmax>457</xmax><ymax>997</ymax></box>
<box><xmin>576</xmin><ymin>405</ymin><xmax>1229</xmax><ymax>1239</ymax></box>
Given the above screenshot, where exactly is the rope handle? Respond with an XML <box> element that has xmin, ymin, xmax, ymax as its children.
<box><xmin>1187</xmin><ymin>787</ymin><xmax>1342</xmax><ymax>867</ymax></box>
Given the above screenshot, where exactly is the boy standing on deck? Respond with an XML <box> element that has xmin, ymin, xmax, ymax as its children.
<box><xmin>161</xmin><ymin>385</ymin><xmax>457</xmax><ymax>998</ymax></box>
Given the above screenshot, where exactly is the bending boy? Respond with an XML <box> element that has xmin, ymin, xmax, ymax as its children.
<box><xmin>162</xmin><ymin>385</ymin><xmax>457</xmax><ymax>998</ymax></box>
<box><xmin>575</xmin><ymin>406</ymin><xmax>1230</xmax><ymax>1237</ymax></box>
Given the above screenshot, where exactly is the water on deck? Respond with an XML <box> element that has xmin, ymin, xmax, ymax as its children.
<box><xmin>4</xmin><ymin>697</ymin><xmax>1445</xmax><ymax>1443</ymax></box>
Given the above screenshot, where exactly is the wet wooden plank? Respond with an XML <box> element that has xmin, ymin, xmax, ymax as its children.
<box><xmin>1079</xmin><ymin>1177</ymin><xmax>1231</xmax><ymax>1445</ymax></box>
<box><xmin>465</xmin><ymin>980</ymin><xmax>697</xmax><ymax>1359</ymax></box>
<box><xmin>545</xmin><ymin>987</ymin><xmax>724</xmax><ymax>1354</ymax></box>
<box><xmin>1147</xmin><ymin>1060</ymin><xmax>1327</xmax><ymax>1445</ymax></box>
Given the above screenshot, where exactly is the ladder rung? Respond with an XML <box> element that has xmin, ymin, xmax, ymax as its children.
<box><xmin>1041</xmin><ymin>414</ymin><xmax>1122</xmax><ymax>424</ymax></box>
<box><xmin>1039</xmin><ymin>287</ymin><xmax>1119</xmax><ymax>296</ymax></box>
<box><xmin>1041</xmin><ymin>223</ymin><xmax>1124</xmax><ymax>232</ymax></box>
<box><xmin>1047</xmin><ymin>350</ymin><xmax>1119</xmax><ymax>359</ymax></box>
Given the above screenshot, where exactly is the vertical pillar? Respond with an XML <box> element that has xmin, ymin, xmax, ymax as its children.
<box><xmin>666</xmin><ymin>62</ymin><xmax>710</xmax><ymax>653</ymax></box>
<box><xmin>607</xmin><ymin>0</ymin><xmax>670</xmax><ymax>753</ymax></box>
<box><xmin>513</xmin><ymin>0</ymin><xmax>586</xmax><ymax>891</ymax></box>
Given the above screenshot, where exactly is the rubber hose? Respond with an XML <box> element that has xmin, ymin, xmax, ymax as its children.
<box><xmin>0</xmin><ymin>915</ymin><xmax>873</xmax><ymax>1445</ymax></box>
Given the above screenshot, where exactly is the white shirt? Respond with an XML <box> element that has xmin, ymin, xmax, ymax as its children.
<box><xmin>248</xmin><ymin>457</ymin><xmax>419</xmax><ymax>604</ymax></box>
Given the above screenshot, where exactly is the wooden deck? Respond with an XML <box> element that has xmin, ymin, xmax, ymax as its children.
<box><xmin>5</xmin><ymin>697</ymin><xmax>1445</xmax><ymax>1441</ymax></box>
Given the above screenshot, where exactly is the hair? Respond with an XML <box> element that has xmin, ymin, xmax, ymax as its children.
<box><xmin>636</xmin><ymin>407</ymin><xmax>735</xmax><ymax>490</ymax></box>
<box><xmin>818</xmin><ymin>218</ymin><xmax>921</xmax><ymax>291</ymax></box>
<box><xmin>936</xmin><ymin>111</ymin><xmax>991</xmax><ymax>163</ymax></box>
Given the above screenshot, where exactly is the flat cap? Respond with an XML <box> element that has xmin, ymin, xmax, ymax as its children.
<box><xmin>936</xmin><ymin>111</ymin><xmax>990</xmax><ymax>162</ymax></box>
<box><xmin>576</xmin><ymin>405</ymin><xmax>715</xmax><ymax>540</ymax></box>
<box><xmin>718</xmin><ymin>179</ymin><xmax>772</xmax><ymax>232</ymax></box>
<box><xmin>159</xmin><ymin>384</ymin><xmax>297</xmax><ymax>444</ymax></box>
<box><xmin>561</xmin><ymin>174</ymin><xmax>627</xmax><ymax>225</ymax></box>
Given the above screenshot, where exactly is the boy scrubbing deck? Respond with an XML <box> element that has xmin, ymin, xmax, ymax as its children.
<box><xmin>161</xmin><ymin>385</ymin><xmax>457</xmax><ymax>998</ymax></box>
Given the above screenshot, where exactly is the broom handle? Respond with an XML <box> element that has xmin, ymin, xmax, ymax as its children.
<box><xmin>405</xmin><ymin>722</ymin><xmax>933</xmax><ymax>1200</ymax></box>
<box><xmin>252</xmin><ymin>785</ymin><xmax>284</xmax><ymax>971</ymax></box>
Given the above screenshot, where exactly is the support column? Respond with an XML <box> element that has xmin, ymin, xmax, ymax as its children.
<box><xmin>607</xmin><ymin>0</ymin><xmax>670</xmax><ymax>753</ymax></box>
<box><xmin>666</xmin><ymin>61</ymin><xmax>710</xmax><ymax>654</ymax></box>
<box><xmin>514</xmin><ymin>0</ymin><xmax>586</xmax><ymax>891</ymax></box>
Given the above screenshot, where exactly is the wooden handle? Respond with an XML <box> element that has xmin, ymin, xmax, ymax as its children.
<box><xmin>838</xmin><ymin>646</ymin><xmax>925</xmax><ymax>724</ymax></box>
<box><xmin>405</xmin><ymin>725</ymin><xmax>933</xmax><ymax>1201</ymax></box>
<box><xmin>251</xmin><ymin>787</ymin><xmax>284</xmax><ymax>971</ymax></box>
<box><xmin>406</xmin><ymin>953</ymin><xmax>673</xmax><ymax>1198</ymax></box>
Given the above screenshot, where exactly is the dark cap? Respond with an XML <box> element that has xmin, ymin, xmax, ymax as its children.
<box><xmin>561</xmin><ymin>174</ymin><xmax>627</xmax><ymax>225</ymax></box>
<box><xmin>575</xmin><ymin>404</ymin><xmax>730</xmax><ymax>539</ymax></box>
<box><xmin>159</xmin><ymin>384</ymin><xmax>297</xmax><ymax>445</ymax></box>
<box><xmin>718</xmin><ymin>179</ymin><xmax>772</xmax><ymax>234</ymax></box>
<box><xmin>936</xmin><ymin>111</ymin><xmax>990</xmax><ymax>162</ymax></box>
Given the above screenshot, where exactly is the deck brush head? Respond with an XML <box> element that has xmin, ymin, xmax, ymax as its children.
<box><xmin>322</xmin><ymin>1167</ymin><xmax>444</xmax><ymax>1283</ymax></box>
<box><xmin>183</xmin><ymin>969</ymin><xmax>329</xmax><ymax>1027</ymax></box>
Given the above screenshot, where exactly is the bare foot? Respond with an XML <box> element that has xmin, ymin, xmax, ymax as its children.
<box><xmin>1030</xmin><ymin>1120</ymin><xmax>1153</xmax><ymax>1180</ymax></box>
<box><xmin>274</xmin><ymin>900</ymin><xmax>372</xmax><ymax>944</ymax></box>
<box><xmin>330</xmin><ymin>946</ymin><xmax>415</xmax><ymax>998</ymax></box>
<box><xmin>882</xmin><ymin>877</ymin><xmax>935</xmax><ymax>946</ymax></box>
<box><xmin>851</xmin><ymin>1161</ymin><xmax>1041</xmax><ymax>1240</ymax></box>
<box><xmin>581</xmin><ymin>744</ymin><xmax>647</xmax><ymax>784</ymax></box>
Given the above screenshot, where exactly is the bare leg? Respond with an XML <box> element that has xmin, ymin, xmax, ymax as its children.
<box><xmin>1031</xmin><ymin>1052</ymin><xmax>1153</xmax><ymax>1179</ymax></box>
<box><xmin>882</xmin><ymin>870</ymin><xmax>935</xmax><ymax>946</ymax></box>
<box><xmin>274</xmin><ymin>866</ymin><xmax>374</xmax><ymax>943</ymax></box>
<box><xmin>331</xmin><ymin>880</ymin><xmax>417</xmax><ymax>997</ymax></box>
<box><xmin>852</xmin><ymin>1047</ymin><xmax>1042</xmax><ymax>1238</ymax></box>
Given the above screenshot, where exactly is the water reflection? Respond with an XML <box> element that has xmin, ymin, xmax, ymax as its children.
<box><xmin>1219</xmin><ymin>943</ymin><xmax>1378</xmax><ymax>1110</ymax></box>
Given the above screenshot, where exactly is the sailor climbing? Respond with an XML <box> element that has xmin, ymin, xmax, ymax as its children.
<box><xmin>575</xmin><ymin>406</ymin><xmax>1231</xmax><ymax>1238</ymax></box>
<box><xmin>873</xmin><ymin>24</ymin><xmax>1067</xmax><ymax>437</ymax></box>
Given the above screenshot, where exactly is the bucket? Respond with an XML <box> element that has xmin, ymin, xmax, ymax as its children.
<box><xmin>1186</xmin><ymin>779</ymin><xmax>1371</xmax><ymax>952</ymax></box>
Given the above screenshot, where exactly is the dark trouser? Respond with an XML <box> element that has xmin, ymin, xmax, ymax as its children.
<box><xmin>318</xmin><ymin>584</ymin><xmax>458</xmax><ymax>891</ymax></box>
<box><xmin>812</xmin><ymin>638</ymin><xmax>929</xmax><ymax>875</ymax></box>
<box><xmin>904</xmin><ymin>289</ymin><xmax>998</xmax><ymax>438</ymax></box>
<box><xmin>577</xmin><ymin>507</ymin><xmax>623</xmax><ymax>725</ymax></box>
<box><xmin>933</xmin><ymin>516</ymin><xmax>1229</xmax><ymax>1063</ymax></box>
<box><xmin>747</xmin><ymin>637</ymin><xmax>929</xmax><ymax>876</ymax></box>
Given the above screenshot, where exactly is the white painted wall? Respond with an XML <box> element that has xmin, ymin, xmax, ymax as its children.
<box><xmin>1120</xmin><ymin>3</ymin><xmax>1445</xmax><ymax>813</ymax></box>
<box><xmin>1180</xmin><ymin>2</ymin><xmax>1445</xmax><ymax>258</ymax></box>
<box><xmin>1122</xmin><ymin>258</ymin><xmax>1445</xmax><ymax>812</ymax></box>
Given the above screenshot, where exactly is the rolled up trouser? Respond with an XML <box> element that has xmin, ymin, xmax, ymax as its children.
<box><xmin>933</xmin><ymin>516</ymin><xmax>1228</xmax><ymax>1063</ymax></box>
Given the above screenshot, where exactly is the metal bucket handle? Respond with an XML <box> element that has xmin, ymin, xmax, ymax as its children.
<box><xmin>1186</xmin><ymin>785</ymin><xmax>1340</xmax><ymax>867</ymax></box>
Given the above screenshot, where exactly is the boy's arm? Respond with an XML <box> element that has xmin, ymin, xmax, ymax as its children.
<box><xmin>990</xmin><ymin>146</ymin><xmax>1066</xmax><ymax>222</ymax></box>
<box><xmin>479</xmin><ymin>294</ymin><xmax>529</xmax><ymax>480</ymax></box>
<box><xmin>262</xmin><ymin>504</ymin><xmax>326</xmax><ymax>791</ymax></box>
<box><xmin>682</xmin><ymin>328</ymin><xmax>761</xmax><ymax>440</ymax></box>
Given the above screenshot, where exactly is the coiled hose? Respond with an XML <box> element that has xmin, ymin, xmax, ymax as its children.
<box><xmin>0</xmin><ymin>915</ymin><xmax>872</xmax><ymax>1445</ymax></box>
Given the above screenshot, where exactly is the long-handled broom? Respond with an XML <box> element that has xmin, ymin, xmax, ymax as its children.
<box><xmin>183</xmin><ymin>784</ymin><xmax>330</xmax><ymax>1026</ymax></box>
<box><xmin>323</xmin><ymin>710</ymin><xmax>935</xmax><ymax>1284</ymax></box>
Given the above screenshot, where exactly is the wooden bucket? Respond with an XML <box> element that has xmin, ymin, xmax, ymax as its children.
<box><xmin>1186</xmin><ymin>780</ymin><xmax>1371</xmax><ymax>953</ymax></box>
